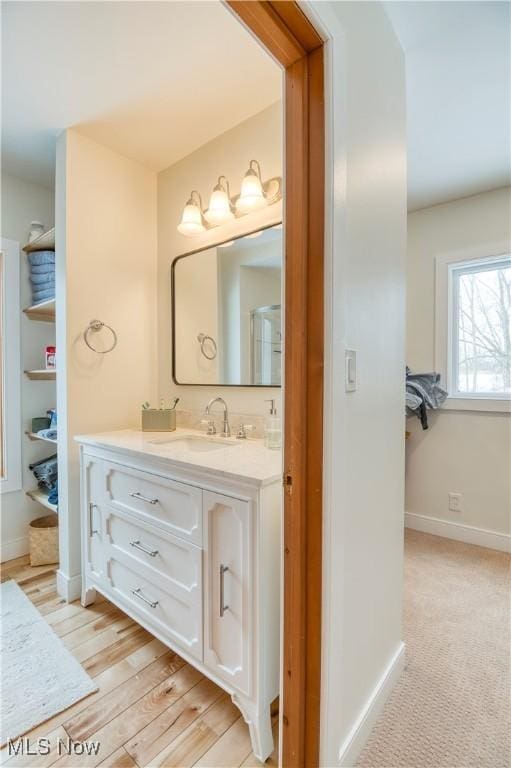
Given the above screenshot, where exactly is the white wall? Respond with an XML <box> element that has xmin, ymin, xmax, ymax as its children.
<box><xmin>157</xmin><ymin>102</ymin><xmax>283</xmax><ymax>419</ymax></box>
<box><xmin>406</xmin><ymin>188</ymin><xmax>511</xmax><ymax>545</ymax></box>
<box><xmin>1</xmin><ymin>172</ymin><xmax>55</xmax><ymax>561</ymax></box>
<box><xmin>55</xmin><ymin>130</ymin><xmax>157</xmax><ymax>598</ymax></box>
<box><xmin>307</xmin><ymin>2</ymin><xmax>407</xmax><ymax>765</ymax></box>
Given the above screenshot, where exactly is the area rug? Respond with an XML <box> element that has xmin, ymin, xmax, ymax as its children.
<box><xmin>0</xmin><ymin>579</ymin><xmax>98</xmax><ymax>745</ymax></box>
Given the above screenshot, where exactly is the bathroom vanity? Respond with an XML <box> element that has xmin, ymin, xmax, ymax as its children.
<box><xmin>76</xmin><ymin>428</ymin><xmax>281</xmax><ymax>761</ymax></box>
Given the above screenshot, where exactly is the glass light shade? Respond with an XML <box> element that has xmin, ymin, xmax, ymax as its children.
<box><xmin>204</xmin><ymin>188</ymin><xmax>234</xmax><ymax>225</ymax></box>
<box><xmin>177</xmin><ymin>202</ymin><xmax>205</xmax><ymax>235</ymax></box>
<box><xmin>235</xmin><ymin>170</ymin><xmax>268</xmax><ymax>214</ymax></box>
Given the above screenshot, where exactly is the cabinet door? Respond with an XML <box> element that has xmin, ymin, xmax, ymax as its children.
<box><xmin>82</xmin><ymin>454</ymin><xmax>105</xmax><ymax>579</ymax></box>
<box><xmin>203</xmin><ymin>491</ymin><xmax>252</xmax><ymax>696</ymax></box>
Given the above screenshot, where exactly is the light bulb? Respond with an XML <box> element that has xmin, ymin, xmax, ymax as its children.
<box><xmin>236</xmin><ymin>162</ymin><xmax>268</xmax><ymax>214</ymax></box>
<box><xmin>205</xmin><ymin>186</ymin><xmax>234</xmax><ymax>226</ymax></box>
<box><xmin>177</xmin><ymin>195</ymin><xmax>205</xmax><ymax>235</ymax></box>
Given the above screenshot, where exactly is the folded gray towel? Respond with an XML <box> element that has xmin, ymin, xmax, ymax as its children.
<box><xmin>28</xmin><ymin>251</ymin><xmax>55</xmax><ymax>267</ymax></box>
<box><xmin>30</xmin><ymin>272</ymin><xmax>55</xmax><ymax>285</ymax></box>
<box><xmin>30</xmin><ymin>263</ymin><xmax>55</xmax><ymax>275</ymax></box>
<box><xmin>32</xmin><ymin>287</ymin><xmax>55</xmax><ymax>303</ymax></box>
<box><xmin>32</xmin><ymin>281</ymin><xmax>55</xmax><ymax>291</ymax></box>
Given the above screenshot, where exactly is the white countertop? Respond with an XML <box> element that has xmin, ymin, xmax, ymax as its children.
<box><xmin>74</xmin><ymin>428</ymin><xmax>282</xmax><ymax>486</ymax></box>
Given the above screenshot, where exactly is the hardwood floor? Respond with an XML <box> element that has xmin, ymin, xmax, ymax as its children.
<box><xmin>0</xmin><ymin>557</ymin><xmax>279</xmax><ymax>768</ymax></box>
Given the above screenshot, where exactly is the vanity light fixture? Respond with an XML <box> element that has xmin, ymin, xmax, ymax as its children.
<box><xmin>204</xmin><ymin>176</ymin><xmax>234</xmax><ymax>226</ymax></box>
<box><xmin>177</xmin><ymin>160</ymin><xmax>282</xmax><ymax>237</ymax></box>
<box><xmin>177</xmin><ymin>190</ymin><xmax>206</xmax><ymax>235</ymax></box>
<box><xmin>235</xmin><ymin>160</ymin><xmax>268</xmax><ymax>214</ymax></box>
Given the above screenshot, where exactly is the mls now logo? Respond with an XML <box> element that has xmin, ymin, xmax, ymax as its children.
<box><xmin>8</xmin><ymin>737</ymin><xmax>101</xmax><ymax>757</ymax></box>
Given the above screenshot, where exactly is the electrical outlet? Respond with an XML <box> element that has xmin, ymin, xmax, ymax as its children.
<box><xmin>448</xmin><ymin>492</ymin><xmax>462</xmax><ymax>512</ymax></box>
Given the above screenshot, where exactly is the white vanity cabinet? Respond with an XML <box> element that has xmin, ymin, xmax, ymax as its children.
<box><xmin>77</xmin><ymin>431</ymin><xmax>281</xmax><ymax>762</ymax></box>
<box><xmin>203</xmin><ymin>491</ymin><xmax>252</xmax><ymax>696</ymax></box>
<box><xmin>82</xmin><ymin>453</ymin><xmax>105</xmax><ymax>581</ymax></box>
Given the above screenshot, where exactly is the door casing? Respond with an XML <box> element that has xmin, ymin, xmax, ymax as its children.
<box><xmin>225</xmin><ymin>4</ymin><xmax>325</xmax><ymax>766</ymax></box>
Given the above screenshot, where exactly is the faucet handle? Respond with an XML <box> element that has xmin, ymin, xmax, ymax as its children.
<box><xmin>200</xmin><ymin>418</ymin><xmax>217</xmax><ymax>435</ymax></box>
<box><xmin>236</xmin><ymin>423</ymin><xmax>255</xmax><ymax>440</ymax></box>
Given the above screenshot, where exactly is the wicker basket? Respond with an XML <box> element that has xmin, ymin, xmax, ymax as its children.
<box><xmin>29</xmin><ymin>514</ymin><xmax>59</xmax><ymax>566</ymax></box>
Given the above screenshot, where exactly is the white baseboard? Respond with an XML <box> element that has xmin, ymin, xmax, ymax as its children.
<box><xmin>338</xmin><ymin>641</ymin><xmax>406</xmax><ymax>767</ymax></box>
<box><xmin>405</xmin><ymin>512</ymin><xmax>511</xmax><ymax>553</ymax></box>
<box><xmin>56</xmin><ymin>569</ymin><xmax>82</xmax><ymax>602</ymax></box>
<box><xmin>0</xmin><ymin>536</ymin><xmax>29</xmax><ymax>563</ymax></box>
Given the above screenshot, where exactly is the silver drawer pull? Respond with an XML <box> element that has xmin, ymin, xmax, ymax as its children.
<box><xmin>89</xmin><ymin>502</ymin><xmax>99</xmax><ymax>537</ymax></box>
<box><xmin>219</xmin><ymin>564</ymin><xmax>229</xmax><ymax>617</ymax></box>
<box><xmin>129</xmin><ymin>491</ymin><xmax>159</xmax><ymax>505</ymax></box>
<box><xmin>131</xmin><ymin>587</ymin><xmax>159</xmax><ymax>608</ymax></box>
<box><xmin>130</xmin><ymin>539</ymin><xmax>159</xmax><ymax>557</ymax></box>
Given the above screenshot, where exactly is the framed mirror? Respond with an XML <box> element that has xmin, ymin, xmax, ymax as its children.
<box><xmin>172</xmin><ymin>224</ymin><xmax>282</xmax><ymax>386</ymax></box>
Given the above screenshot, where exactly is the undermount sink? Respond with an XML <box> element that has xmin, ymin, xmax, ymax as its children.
<box><xmin>148</xmin><ymin>435</ymin><xmax>240</xmax><ymax>453</ymax></box>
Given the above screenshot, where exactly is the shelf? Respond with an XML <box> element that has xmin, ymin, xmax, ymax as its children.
<box><xmin>26</xmin><ymin>488</ymin><xmax>58</xmax><ymax>513</ymax></box>
<box><xmin>24</xmin><ymin>369</ymin><xmax>56</xmax><ymax>381</ymax></box>
<box><xmin>26</xmin><ymin>431</ymin><xmax>57</xmax><ymax>445</ymax></box>
<box><xmin>23</xmin><ymin>298</ymin><xmax>55</xmax><ymax>322</ymax></box>
<box><xmin>23</xmin><ymin>227</ymin><xmax>55</xmax><ymax>253</ymax></box>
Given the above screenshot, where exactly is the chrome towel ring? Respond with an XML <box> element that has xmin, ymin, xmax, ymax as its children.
<box><xmin>197</xmin><ymin>332</ymin><xmax>217</xmax><ymax>360</ymax></box>
<box><xmin>84</xmin><ymin>319</ymin><xmax>118</xmax><ymax>354</ymax></box>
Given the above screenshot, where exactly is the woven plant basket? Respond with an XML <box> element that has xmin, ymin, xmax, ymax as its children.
<box><xmin>29</xmin><ymin>514</ymin><xmax>59</xmax><ymax>566</ymax></box>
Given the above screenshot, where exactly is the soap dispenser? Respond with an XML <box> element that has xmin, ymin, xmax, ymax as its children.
<box><xmin>264</xmin><ymin>399</ymin><xmax>281</xmax><ymax>450</ymax></box>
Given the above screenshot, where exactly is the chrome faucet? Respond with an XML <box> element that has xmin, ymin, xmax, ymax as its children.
<box><xmin>205</xmin><ymin>397</ymin><xmax>231</xmax><ymax>437</ymax></box>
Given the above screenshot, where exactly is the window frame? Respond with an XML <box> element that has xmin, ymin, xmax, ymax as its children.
<box><xmin>0</xmin><ymin>238</ymin><xmax>22</xmax><ymax>493</ymax></box>
<box><xmin>435</xmin><ymin>248</ymin><xmax>511</xmax><ymax>413</ymax></box>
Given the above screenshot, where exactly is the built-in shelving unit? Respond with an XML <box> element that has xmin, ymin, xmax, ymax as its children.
<box><xmin>22</xmin><ymin>227</ymin><xmax>55</xmax><ymax>253</ymax></box>
<box><xmin>26</xmin><ymin>488</ymin><xmax>58</xmax><ymax>514</ymax></box>
<box><xmin>25</xmin><ymin>431</ymin><xmax>57</xmax><ymax>445</ymax></box>
<box><xmin>23</xmin><ymin>225</ymin><xmax>59</xmax><ymax>530</ymax></box>
<box><xmin>23</xmin><ymin>298</ymin><xmax>55</xmax><ymax>322</ymax></box>
<box><xmin>24</xmin><ymin>369</ymin><xmax>56</xmax><ymax>381</ymax></box>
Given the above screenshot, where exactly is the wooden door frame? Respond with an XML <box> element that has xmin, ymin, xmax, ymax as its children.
<box><xmin>226</xmin><ymin>4</ymin><xmax>325</xmax><ymax>766</ymax></box>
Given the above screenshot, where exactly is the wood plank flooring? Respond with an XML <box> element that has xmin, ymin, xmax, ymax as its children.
<box><xmin>1</xmin><ymin>558</ymin><xmax>279</xmax><ymax>767</ymax></box>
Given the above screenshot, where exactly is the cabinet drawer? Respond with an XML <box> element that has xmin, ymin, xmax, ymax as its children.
<box><xmin>104</xmin><ymin>461</ymin><xmax>202</xmax><ymax>545</ymax></box>
<box><xmin>105</xmin><ymin>507</ymin><xmax>200</xmax><ymax>594</ymax></box>
<box><xmin>106</xmin><ymin>554</ymin><xmax>202</xmax><ymax>661</ymax></box>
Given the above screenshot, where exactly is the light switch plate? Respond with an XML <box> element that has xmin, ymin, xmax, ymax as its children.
<box><xmin>345</xmin><ymin>349</ymin><xmax>357</xmax><ymax>392</ymax></box>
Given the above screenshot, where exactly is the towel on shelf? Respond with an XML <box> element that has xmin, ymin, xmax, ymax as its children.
<box><xmin>29</xmin><ymin>454</ymin><xmax>58</xmax><ymax>491</ymax></box>
<box><xmin>28</xmin><ymin>251</ymin><xmax>55</xmax><ymax>267</ymax></box>
<box><xmin>32</xmin><ymin>287</ymin><xmax>55</xmax><ymax>304</ymax></box>
<box><xmin>30</xmin><ymin>272</ymin><xmax>55</xmax><ymax>286</ymax></box>
<box><xmin>47</xmin><ymin>485</ymin><xmax>58</xmax><ymax>507</ymax></box>
<box><xmin>36</xmin><ymin>428</ymin><xmax>57</xmax><ymax>441</ymax></box>
<box><xmin>30</xmin><ymin>263</ymin><xmax>56</xmax><ymax>275</ymax></box>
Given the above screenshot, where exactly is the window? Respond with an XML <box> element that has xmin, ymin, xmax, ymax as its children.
<box><xmin>435</xmin><ymin>251</ymin><xmax>511</xmax><ymax>412</ymax></box>
<box><xmin>0</xmin><ymin>238</ymin><xmax>22</xmax><ymax>493</ymax></box>
<box><xmin>449</xmin><ymin>256</ymin><xmax>511</xmax><ymax>398</ymax></box>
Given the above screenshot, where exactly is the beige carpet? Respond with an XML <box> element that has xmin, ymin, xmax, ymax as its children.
<box><xmin>357</xmin><ymin>529</ymin><xmax>511</xmax><ymax>768</ymax></box>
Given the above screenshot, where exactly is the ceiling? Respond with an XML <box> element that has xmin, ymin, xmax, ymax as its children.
<box><xmin>384</xmin><ymin>1</ymin><xmax>511</xmax><ymax>210</ymax></box>
<box><xmin>1</xmin><ymin>1</ymin><xmax>281</xmax><ymax>188</ymax></box>
<box><xmin>3</xmin><ymin>2</ymin><xmax>509</xmax><ymax>210</ymax></box>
